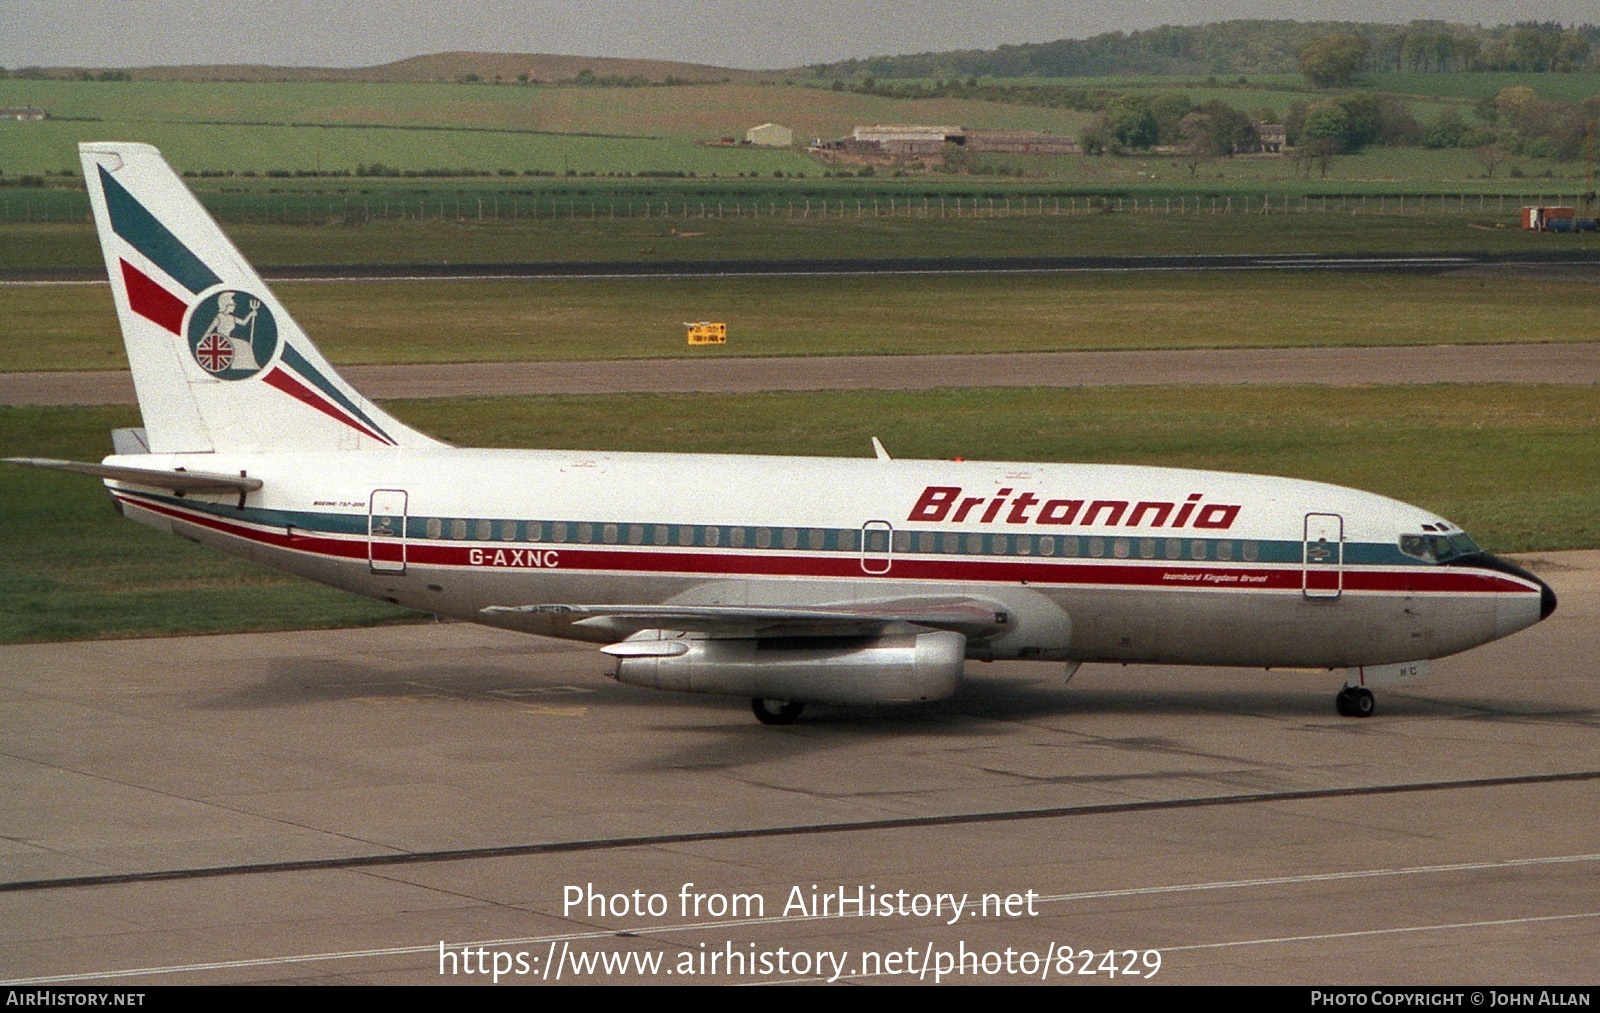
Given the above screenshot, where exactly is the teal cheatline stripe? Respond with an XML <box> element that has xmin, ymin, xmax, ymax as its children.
<box><xmin>279</xmin><ymin>342</ymin><xmax>392</xmax><ymax>441</ymax></box>
<box><xmin>98</xmin><ymin>166</ymin><xmax>221</xmax><ymax>295</ymax></box>
<box><xmin>126</xmin><ymin>489</ymin><xmax>367</xmax><ymax>535</ymax></box>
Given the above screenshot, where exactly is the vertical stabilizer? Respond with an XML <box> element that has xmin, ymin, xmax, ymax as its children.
<box><xmin>79</xmin><ymin>142</ymin><xmax>439</xmax><ymax>454</ymax></box>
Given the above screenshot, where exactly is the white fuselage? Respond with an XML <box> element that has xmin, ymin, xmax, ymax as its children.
<box><xmin>102</xmin><ymin>446</ymin><xmax>1550</xmax><ymax>670</ymax></box>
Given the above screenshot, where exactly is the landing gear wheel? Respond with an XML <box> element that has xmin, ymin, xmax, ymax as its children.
<box><xmin>1335</xmin><ymin>686</ymin><xmax>1376</xmax><ymax>718</ymax></box>
<box><xmin>1349</xmin><ymin>687</ymin><xmax>1375</xmax><ymax>717</ymax></box>
<box><xmin>751</xmin><ymin>698</ymin><xmax>805</xmax><ymax>725</ymax></box>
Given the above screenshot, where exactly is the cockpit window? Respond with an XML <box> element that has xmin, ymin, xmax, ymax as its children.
<box><xmin>1400</xmin><ymin>532</ymin><xmax>1480</xmax><ymax>563</ymax></box>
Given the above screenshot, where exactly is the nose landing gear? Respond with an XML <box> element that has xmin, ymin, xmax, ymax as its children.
<box><xmin>1335</xmin><ymin>685</ymin><xmax>1376</xmax><ymax>718</ymax></box>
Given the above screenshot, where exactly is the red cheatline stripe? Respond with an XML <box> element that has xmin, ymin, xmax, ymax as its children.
<box><xmin>261</xmin><ymin>367</ymin><xmax>394</xmax><ymax>445</ymax></box>
<box><xmin>116</xmin><ymin>491</ymin><xmax>1540</xmax><ymax>598</ymax></box>
<box><xmin>119</xmin><ymin>259</ymin><xmax>186</xmax><ymax>335</ymax></box>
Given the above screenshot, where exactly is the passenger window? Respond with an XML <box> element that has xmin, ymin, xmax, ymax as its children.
<box><xmin>501</xmin><ymin>521</ymin><xmax>518</xmax><ymax>541</ymax></box>
<box><xmin>678</xmin><ymin>526</ymin><xmax>694</xmax><ymax>546</ymax></box>
<box><xmin>917</xmin><ymin>531</ymin><xmax>933</xmax><ymax>552</ymax></box>
<box><xmin>730</xmin><ymin>528</ymin><xmax>746</xmax><ymax>548</ymax></box>
<box><xmin>1062</xmin><ymin>536</ymin><xmax>1079</xmax><ymax>557</ymax></box>
<box><xmin>1016</xmin><ymin>535</ymin><xmax>1032</xmax><ymax>555</ymax></box>
<box><xmin>1216</xmin><ymin>540</ymin><xmax>1233</xmax><ymax>561</ymax></box>
<box><xmin>1242</xmin><ymin>540</ymin><xmax>1259</xmax><ymax>562</ymax></box>
<box><xmin>704</xmin><ymin>527</ymin><xmax>720</xmax><ymax>547</ymax></box>
<box><xmin>552</xmin><ymin>521</ymin><xmax>567</xmax><ymax>542</ymax></box>
<box><xmin>783</xmin><ymin>528</ymin><xmax>799</xmax><ymax>549</ymax></box>
<box><xmin>1165</xmin><ymin>538</ymin><xmax>1181</xmax><ymax>559</ymax></box>
<box><xmin>426</xmin><ymin>517</ymin><xmax>442</xmax><ymax>539</ymax></box>
<box><xmin>1190</xmin><ymin>540</ymin><xmax>1206</xmax><ymax>560</ymax></box>
<box><xmin>1089</xmin><ymin>537</ymin><xmax>1105</xmax><ymax>558</ymax></box>
<box><xmin>451</xmin><ymin>518</ymin><xmax>467</xmax><ymax>540</ymax></box>
<box><xmin>893</xmin><ymin>530</ymin><xmax>910</xmax><ymax>552</ymax></box>
<box><xmin>1139</xmin><ymin>538</ymin><xmax>1156</xmax><ymax>559</ymax></box>
<box><xmin>966</xmin><ymin>533</ymin><xmax>983</xmax><ymax>554</ymax></box>
<box><xmin>755</xmin><ymin>528</ymin><xmax>772</xmax><ymax>548</ymax></box>
<box><xmin>527</xmin><ymin>522</ymin><xmax>544</xmax><ymax>542</ymax></box>
<box><xmin>628</xmin><ymin>525</ymin><xmax>644</xmax><ymax>545</ymax></box>
<box><xmin>990</xmin><ymin>534</ymin><xmax>1008</xmax><ymax>555</ymax></box>
<box><xmin>653</xmin><ymin>526</ymin><xmax>668</xmax><ymax>546</ymax></box>
<box><xmin>1113</xmin><ymin>537</ymin><xmax>1129</xmax><ymax>559</ymax></box>
<box><xmin>839</xmin><ymin>529</ymin><xmax>857</xmax><ymax>551</ymax></box>
<box><xmin>577</xmin><ymin>523</ymin><xmax>593</xmax><ymax>543</ymax></box>
<box><xmin>808</xmin><ymin>529</ymin><xmax>825</xmax><ymax>550</ymax></box>
<box><xmin>476</xmin><ymin>519</ymin><xmax>492</xmax><ymax>541</ymax></box>
<box><xmin>1039</xmin><ymin>536</ymin><xmax>1055</xmax><ymax>556</ymax></box>
<box><xmin>941</xmin><ymin>532</ymin><xmax>958</xmax><ymax>553</ymax></box>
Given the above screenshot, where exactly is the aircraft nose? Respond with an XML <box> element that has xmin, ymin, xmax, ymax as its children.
<box><xmin>1471</xmin><ymin>552</ymin><xmax>1555</xmax><ymax>635</ymax></box>
<box><xmin>1539</xmin><ymin>576</ymin><xmax>1558</xmax><ymax>620</ymax></box>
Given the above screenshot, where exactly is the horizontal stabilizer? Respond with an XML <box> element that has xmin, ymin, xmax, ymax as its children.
<box><xmin>4</xmin><ymin>457</ymin><xmax>262</xmax><ymax>493</ymax></box>
<box><xmin>482</xmin><ymin>596</ymin><xmax>1008</xmax><ymax>638</ymax></box>
<box><xmin>111</xmin><ymin>428</ymin><xmax>151</xmax><ymax>455</ymax></box>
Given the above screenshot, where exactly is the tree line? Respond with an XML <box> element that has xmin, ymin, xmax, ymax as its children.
<box><xmin>802</xmin><ymin>20</ymin><xmax>1600</xmax><ymax>80</ymax></box>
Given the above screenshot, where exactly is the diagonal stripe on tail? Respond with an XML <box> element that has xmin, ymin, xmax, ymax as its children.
<box><xmin>99</xmin><ymin>166</ymin><xmax>221</xmax><ymax>295</ymax></box>
<box><xmin>119</xmin><ymin>260</ymin><xmax>187</xmax><ymax>334</ymax></box>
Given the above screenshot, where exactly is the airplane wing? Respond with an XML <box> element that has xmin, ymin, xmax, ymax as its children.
<box><xmin>481</xmin><ymin>596</ymin><xmax>1010</xmax><ymax>638</ymax></box>
<box><xmin>3</xmin><ymin>457</ymin><xmax>263</xmax><ymax>494</ymax></box>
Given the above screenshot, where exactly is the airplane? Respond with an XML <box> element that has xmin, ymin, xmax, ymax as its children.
<box><xmin>8</xmin><ymin>142</ymin><xmax>1557</xmax><ymax>725</ymax></box>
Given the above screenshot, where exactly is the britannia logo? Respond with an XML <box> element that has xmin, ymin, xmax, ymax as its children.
<box><xmin>186</xmin><ymin>289</ymin><xmax>278</xmax><ymax>380</ymax></box>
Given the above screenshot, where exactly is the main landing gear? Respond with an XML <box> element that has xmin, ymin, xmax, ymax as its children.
<box><xmin>1334</xmin><ymin>685</ymin><xmax>1376</xmax><ymax>718</ymax></box>
<box><xmin>751</xmin><ymin>698</ymin><xmax>805</xmax><ymax>725</ymax></box>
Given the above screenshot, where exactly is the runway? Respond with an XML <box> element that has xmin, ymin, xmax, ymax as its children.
<box><xmin>7</xmin><ymin>342</ymin><xmax>1600</xmax><ymax>406</ymax></box>
<box><xmin>2</xmin><ymin>552</ymin><xmax>1596</xmax><ymax>985</ymax></box>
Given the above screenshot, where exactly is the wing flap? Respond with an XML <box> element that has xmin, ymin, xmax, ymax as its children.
<box><xmin>4</xmin><ymin>457</ymin><xmax>263</xmax><ymax>493</ymax></box>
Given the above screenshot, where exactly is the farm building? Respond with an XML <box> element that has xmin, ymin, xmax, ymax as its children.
<box><xmin>962</xmin><ymin>129</ymin><xmax>1079</xmax><ymax>155</ymax></box>
<box><xmin>1256</xmin><ymin>123</ymin><xmax>1287</xmax><ymax>154</ymax></box>
<box><xmin>745</xmin><ymin>122</ymin><xmax>793</xmax><ymax>147</ymax></box>
<box><xmin>851</xmin><ymin>124</ymin><xmax>962</xmax><ymax>155</ymax></box>
<box><xmin>820</xmin><ymin>124</ymin><xmax>1078</xmax><ymax>158</ymax></box>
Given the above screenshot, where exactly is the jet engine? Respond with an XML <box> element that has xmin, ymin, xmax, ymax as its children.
<box><xmin>604</xmin><ymin>629</ymin><xmax>966</xmax><ymax>705</ymax></box>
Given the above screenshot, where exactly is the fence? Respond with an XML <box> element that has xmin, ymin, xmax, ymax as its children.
<box><xmin>0</xmin><ymin>189</ymin><xmax>1590</xmax><ymax>225</ymax></box>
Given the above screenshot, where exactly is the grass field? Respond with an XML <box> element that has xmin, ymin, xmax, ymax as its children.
<box><xmin>0</xmin><ymin>79</ymin><xmax>1094</xmax><ymax>142</ymax></box>
<box><xmin>1363</xmin><ymin>71</ymin><xmax>1600</xmax><ymax>102</ymax></box>
<box><xmin>3</xmin><ymin>74</ymin><xmax>1597</xmax><ymax>181</ymax></box>
<box><xmin>5</xmin><ymin>269</ymin><xmax>1599</xmax><ymax>372</ymax></box>
<box><xmin>0</xmin><ymin>79</ymin><xmax>1092</xmax><ymax>177</ymax></box>
<box><xmin>3</xmin><ymin>383</ymin><xmax>1595</xmax><ymax>642</ymax></box>
<box><xmin>3</xmin><ymin>200</ymin><xmax>1596</xmax><ymax>274</ymax></box>
<box><xmin>0</xmin><ymin>118</ymin><xmax>821</xmax><ymax>178</ymax></box>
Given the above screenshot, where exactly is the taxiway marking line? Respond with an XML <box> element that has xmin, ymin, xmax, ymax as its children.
<box><xmin>7</xmin><ymin>851</ymin><xmax>1597</xmax><ymax>985</ymax></box>
<box><xmin>7</xmin><ymin>770</ymin><xmax>1599</xmax><ymax>894</ymax></box>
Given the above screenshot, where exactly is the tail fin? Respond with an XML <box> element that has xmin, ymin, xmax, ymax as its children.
<box><xmin>80</xmin><ymin>142</ymin><xmax>439</xmax><ymax>454</ymax></box>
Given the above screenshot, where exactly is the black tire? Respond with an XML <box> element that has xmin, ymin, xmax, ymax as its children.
<box><xmin>751</xmin><ymin>697</ymin><xmax>805</xmax><ymax>725</ymax></box>
<box><xmin>1350</xmin><ymin>687</ymin><xmax>1376</xmax><ymax>718</ymax></box>
<box><xmin>1334</xmin><ymin>688</ymin><xmax>1354</xmax><ymax>717</ymax></box>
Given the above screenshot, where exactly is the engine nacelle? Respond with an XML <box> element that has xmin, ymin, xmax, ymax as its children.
<box><xmin>606</xmin><ymin>630</ymin><xmax>966</xmax><ymax>705</ymax></box>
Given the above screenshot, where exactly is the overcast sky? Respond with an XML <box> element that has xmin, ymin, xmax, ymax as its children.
<box><xmin>5</xmin><ymin>1</ymin><xmax>1599</xmax><ymax>71</ymax></box>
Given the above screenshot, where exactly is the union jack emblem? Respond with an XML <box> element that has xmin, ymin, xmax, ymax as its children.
<box><xmin>195</xmin><ymin>334</ymin><xmax>233</xmax><ymax>373</ymax></box>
